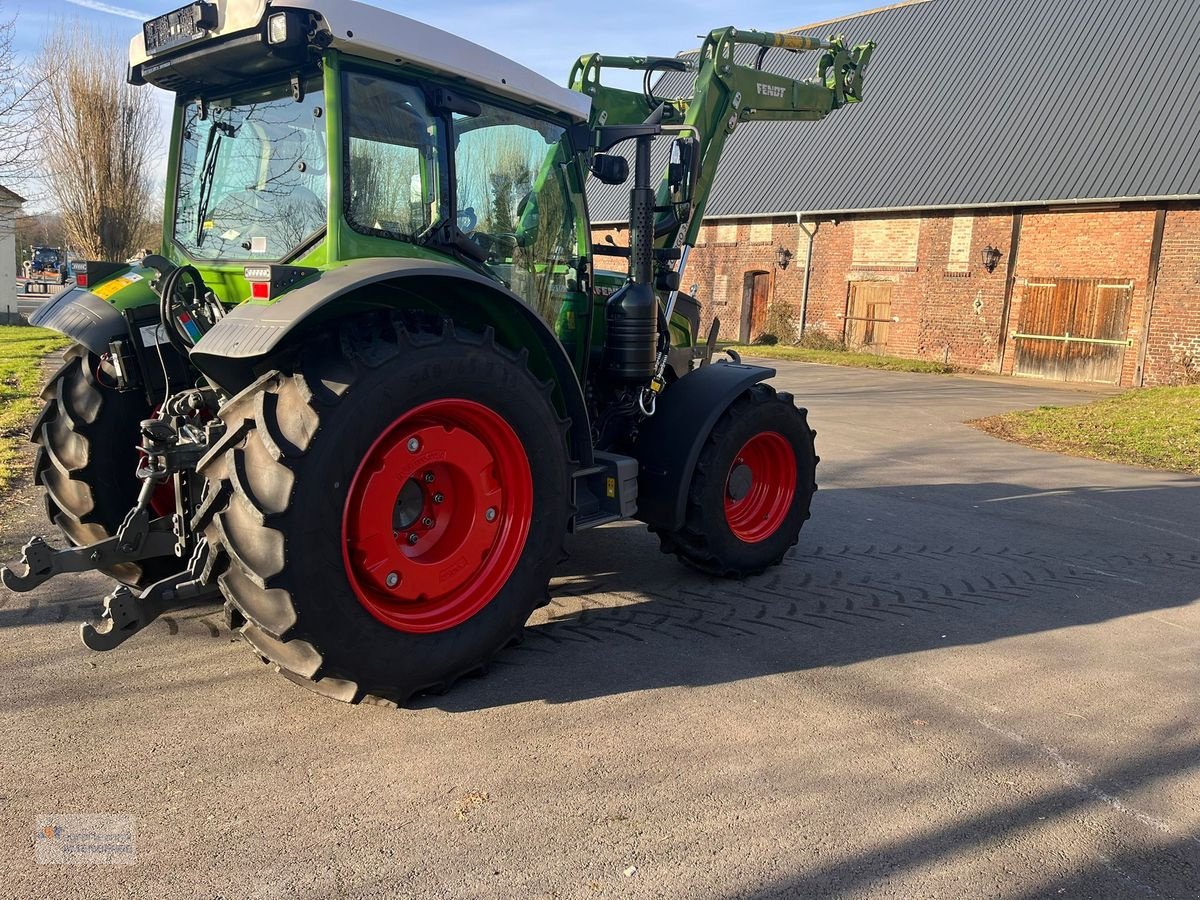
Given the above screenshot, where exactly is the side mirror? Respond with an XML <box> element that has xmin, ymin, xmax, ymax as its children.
<box><xmin>668</xmin><ymin>137</ymin><xmax>699</xmax><ymax>206</ymax></box>
<box><xmin>591</xmin><ymin>153</ymin><xmax>629</xmax><ymax>186</ymax></box>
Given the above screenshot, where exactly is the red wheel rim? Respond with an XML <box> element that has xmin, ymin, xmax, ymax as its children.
<box><xmin>341</xmin><ymin>399</ymin><xmax>533</xmax><ymax>634</ymax></box>
<box><xmin>724</xmin><ymin>431</ymin><xmax>797</xmax><ymax>543</ymax></box>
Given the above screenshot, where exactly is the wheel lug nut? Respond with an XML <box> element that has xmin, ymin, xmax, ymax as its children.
<box><xmin>485</xmin><ymin>507</ymin><xmax>497</xmax><ymax>523</ymax></box>
<box><xmin>433</xmin><ymin>493</ymin><xmax>444</xmax><ymax>504</ymax></box>
<box><xmin>407</xmin><ymin>532</ymin><xmax>419</xmax><ymax>545</ymax></box>
<box><xmin>407</xmin><ymin>437</ymin><xmax>421</xmax><ymax>453</ymax></box>
<box><xmin>423</xmin><ymin>472</ymin><xmax>435</xmax><ymax>483</ymax></box>
<box><xmin>386</xmin><ymin>572</ymin><xmax>399</xmax><ymax>588</ymax></box>
<box><xmin>422</xmin><ymin>517</ymin><xmax>434</xmax><ymax>528</ymax></box>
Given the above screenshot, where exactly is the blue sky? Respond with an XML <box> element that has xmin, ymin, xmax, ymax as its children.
<box><xmin>8</xmin><ymin>0</ymin><xmax>871</xmax><ymax>76</ymax></box>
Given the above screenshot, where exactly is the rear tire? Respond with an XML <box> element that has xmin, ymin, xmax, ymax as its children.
<box><xmin>195</xmin><ymin>316</ymin><xmax>571</xmax><ymax>705</ymax></box>
<box><xmin>654</xmin><ymin>384</ymin><xmax>818</xmax><ymax>577</ymax></box>
<box><xmin>32</xmin><ymin>345</ymin><xmax>179</xmax><ymax>587</ymax></box>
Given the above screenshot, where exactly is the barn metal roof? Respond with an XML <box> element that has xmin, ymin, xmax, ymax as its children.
<box><xmin>591</xmin><ymin>0</ymin><xmax>1200</xmax><ymax>222</ymax></box>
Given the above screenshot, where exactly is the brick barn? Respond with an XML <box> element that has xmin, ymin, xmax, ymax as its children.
<box><xmin>592</xmin><ymin>0</ymin><xmax>1200</xmax><ymax>386</ymax></box>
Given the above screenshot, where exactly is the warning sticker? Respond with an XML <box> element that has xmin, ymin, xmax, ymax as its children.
<box><xmin>91</xmin><ymin>272</ymin><xmax>143</xmax><ymax>300</ymax></box>
<box><xmin>91</xmin><ymin>277</ymin><xmax>135</xmax><ymax>300</ymax></box>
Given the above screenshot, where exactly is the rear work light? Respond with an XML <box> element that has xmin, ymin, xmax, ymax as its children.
<box><xmin>267</xmin><ymin>12</ymin><xmax>289</xmax><ymax>44</ymax></box>
<box><xmin>244</xmin><ymin>265</ymin><xmax>273</xmax><ymax>301</ymax></box>
<box><xmin>244</xmin><ymin>264</ymin><xmax>318</xmax><ymax>303</ymax></box>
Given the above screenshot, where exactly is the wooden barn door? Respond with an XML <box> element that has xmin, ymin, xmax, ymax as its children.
<box><xmin>1013</xmin><ymin>277</ymin><xmax>1134</xmax><ymax>383</ymax></box>
<box><xmin>845</xmin><ymin>281</ymin><xmax>893</xmax><ymax>353</ymax></box>
<box><xmin>740</xmin><ymin>271</ymin><xmax>771</xmax><ymax>343</ymax></box>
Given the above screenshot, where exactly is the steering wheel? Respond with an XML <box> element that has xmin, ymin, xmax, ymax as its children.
<box><xmin>159</xmin><ymin>265</ymin><xmax>213</xmax><ymax>354</ymax></box>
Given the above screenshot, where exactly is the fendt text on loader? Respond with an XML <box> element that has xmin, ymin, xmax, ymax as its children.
<box><xmin>3</xmin><ymin>0</ymin><xmax>872</xmax><ymax>704</ymax></box>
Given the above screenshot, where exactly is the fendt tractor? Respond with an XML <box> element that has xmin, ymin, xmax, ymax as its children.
<box><xmin>3</xmin><ymin>0</ymin><xmax>872</xmax><ymax>704</ymax></box>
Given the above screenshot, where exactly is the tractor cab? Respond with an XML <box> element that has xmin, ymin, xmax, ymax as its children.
<box><xmin>130</xmin><ymin>0</ymin><xmax>592</xmax><ymax>332</ymax></box>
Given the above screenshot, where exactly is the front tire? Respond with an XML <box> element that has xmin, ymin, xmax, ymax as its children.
<box><xmin>196</xmin><ymin>317</ymin><xmax>571</xmax><ymax>705</ymax></box>
<box><xmin>655</xmin><ymin>384</ymin><xmax>818</xmax><ymax>577</ymax></box>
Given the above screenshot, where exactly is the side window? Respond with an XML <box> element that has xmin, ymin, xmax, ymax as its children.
<box><xmin>343</xmin><ymin>72</ymin><xmax>439</xmax><ymax>239</ymax></box>
<box><xmin>453</xmin><ymin>103</ymin><xmax>581</xmax><ymax>324</ymax></box>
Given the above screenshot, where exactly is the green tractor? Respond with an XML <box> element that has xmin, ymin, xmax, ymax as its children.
<box><xmin>4</xmin><ymin>0</ymin><xmax>872</xmax><ymax>704</ymax></box>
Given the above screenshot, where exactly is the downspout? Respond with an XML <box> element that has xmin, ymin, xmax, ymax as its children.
<box><xmin>796</xmin><ymin>214</ymin><xmax>818</xmax><ymax>335</ymax></box>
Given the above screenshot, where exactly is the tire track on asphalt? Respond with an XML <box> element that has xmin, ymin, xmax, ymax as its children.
<box><xmin>530</xmin><ymin>544</ymin><xmax>1173</xmax><ymax>646</ymax></box>
<box><xmin>3</xmin><ymin>545</ymin><xmax>1192</xmax><ymax>648</ymax></box>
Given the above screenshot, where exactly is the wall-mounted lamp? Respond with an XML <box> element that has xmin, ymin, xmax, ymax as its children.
<box><xmin>981</xmin><ymin>245</ymin><xmax>1003</xmax><ymax>273</ymax></box>
<box><xmin>776</xmin><ymin>246</ymin><xmax>793</xmax><ymax>270</ymax></box>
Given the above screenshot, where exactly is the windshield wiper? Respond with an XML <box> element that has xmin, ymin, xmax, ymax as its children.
<box><xmin>193</xmin><ymin>124</ymin><xmax>226</xmax><ymax>248</ymax></box>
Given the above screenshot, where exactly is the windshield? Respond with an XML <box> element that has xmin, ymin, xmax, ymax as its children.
<box><xmin>173</xmin><ymin>78</ymin><xmax>327</xmax><ymax>262</ymax></box>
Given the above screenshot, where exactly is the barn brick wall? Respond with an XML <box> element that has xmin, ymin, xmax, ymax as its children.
<box><xmin>1143</xmin><ymin>208</ymin><xmax>1200</xmax><ymax>385</ymax></box>
<box><xmin>593</xmin><ymin>201</ymin><xmax>1200</xmax><ymax>386</ymax></box>
<box><xmin>799</xmin><ymin>211</ymin><xmax>1014</xmax><ymax>370</ymax></box>
<box><xmin>1004</xmin><ymin>207</ymin><xmax>1158</xmax><ymax>384</ymax></box>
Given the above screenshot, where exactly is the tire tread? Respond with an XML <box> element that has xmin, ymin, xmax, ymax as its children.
<box><xmin>198</xmin><ymin>314</ymin><xmax>569</xmax><ymax>706</ymax></box>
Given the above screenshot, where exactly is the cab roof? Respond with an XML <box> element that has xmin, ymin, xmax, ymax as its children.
<box><xmin>129</xmin><ymin>0</ymin><xmax>592</xmax><ymax>122</ymax></box>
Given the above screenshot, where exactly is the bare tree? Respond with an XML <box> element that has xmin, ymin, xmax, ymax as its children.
<box><xmin>37</xmin><ymin>24</ymin><xmax>160</xmax><ymax>261</ymax></box>
<box><xmin>0</xmin><ymin>5</ymin><xmax>40</xmax><ymax>189</ymax></box>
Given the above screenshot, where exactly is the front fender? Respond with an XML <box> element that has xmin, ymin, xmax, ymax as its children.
<box><xmin>191</xmin><ymin>257</ymin><xmax>593</xmax><ymax>467</ymax></box>
<box><xmin>634</xmin><ymin>361</ymin><xmax>775</xmax><ymax>531</ymax></box>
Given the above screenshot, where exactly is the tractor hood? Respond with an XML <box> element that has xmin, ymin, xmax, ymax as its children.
<box><xmin>128</xmin><ymin>0</ymin><xmax>591</xmax><ymax>121</ymax></box>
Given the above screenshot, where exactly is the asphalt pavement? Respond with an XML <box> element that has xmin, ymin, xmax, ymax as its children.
<box><xmin>2</xmin><ymin>360</ymin><xmax>1197</xmax><ymax>899</ymax></box>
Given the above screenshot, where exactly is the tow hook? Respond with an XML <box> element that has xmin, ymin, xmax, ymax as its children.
<box><xmin>0</xmin><ymin>517</ymin><xmax>178</xmax><ymax>593</ymax></box>
<box><xmin>80</xmin><ymin>553</ymin><xmax>222</xmax><ymax>651</ymax></box>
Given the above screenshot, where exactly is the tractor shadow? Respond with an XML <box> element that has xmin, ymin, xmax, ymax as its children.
<box><xmin>421</xmin><ymin>479</ymin><xmax>1200</xmax><ymax>711</ymax></box>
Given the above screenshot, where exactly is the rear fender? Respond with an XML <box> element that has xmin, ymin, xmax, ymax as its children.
<box><xmin>29</xmin><ymin>264</ymin><xmax>158</xmax><ymax>354</ymax></box>
<box><xmin>634</xmin><ymin>362</ymin><xmax>775</xmax><ymax>531</ymax></box>
<box><xmin>190</xmin><ymin>257</ymin><xmax>594</xmax><ymax>467</ymax></box>
<box><xmin>29</xmin><ymin>287</ymin><xmax>128</xmax><ymax>355</ymax></box>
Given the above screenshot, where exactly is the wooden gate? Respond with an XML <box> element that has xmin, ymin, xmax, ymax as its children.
<box><xmin>844</xmin><ymin>281</ymin><xmax>893</xmax><ymax>353</ymax></box>
<box><xmin>1013</xmin><ymin>277</ymin><xmax>1134</xmax><ymax>383</ymax></box>
<box><xmin>740</xmin><ymin>271</ymin><xmax>771</xmax><ymax>343</ymax></box>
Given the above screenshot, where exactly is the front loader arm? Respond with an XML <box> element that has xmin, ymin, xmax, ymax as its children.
<box><xmin>570</xmin><ymin>27</ymin><xmax>874</xmax><ymax>249</ymax></box>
